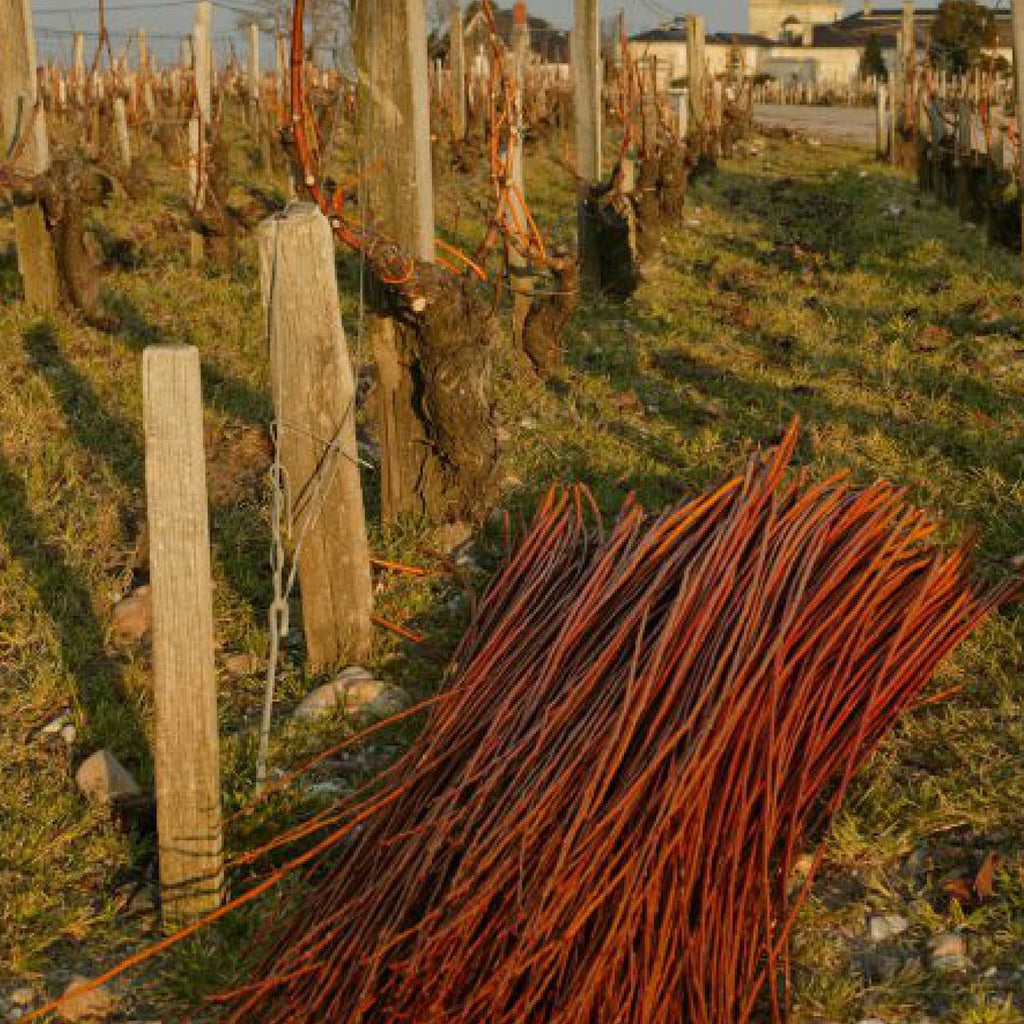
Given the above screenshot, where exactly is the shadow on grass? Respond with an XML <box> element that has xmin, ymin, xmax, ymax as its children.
<box><xmin>0</xmin><ymin>449</ymin><xmax>150</xmax><ymax>776</ymax></box>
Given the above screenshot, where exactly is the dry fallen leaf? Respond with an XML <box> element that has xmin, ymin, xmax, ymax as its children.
<box><xmin>944</xmin><ymin>877</ymin><xmax>974</xmax><ymax>905</ymax></box>
<box><xmin>975</xmin><ymin>852</ymin><xmax>998</xmax><ymax>902</ymax></box>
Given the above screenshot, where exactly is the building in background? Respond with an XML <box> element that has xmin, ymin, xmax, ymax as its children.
<box><xmin>626</xmin><ymin>2</ymin><xmax>1014</xmax><ymax>89</ymax></box>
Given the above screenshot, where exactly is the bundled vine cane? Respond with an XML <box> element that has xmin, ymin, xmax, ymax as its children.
<box><xmin>201</xmin><ymin>421</ymin><xmax>1014</xmax><ymax>1024</ymax></box>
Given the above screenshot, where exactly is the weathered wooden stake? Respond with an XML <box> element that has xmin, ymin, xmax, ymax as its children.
<box><xmin>194</xmin><ymin>1</ymin><xmax>213</xmax><ymax>125</ymax></box>
<box><xmin>113</xmin><ymin>95</ymin><xmax>131</xmax><ymax>167</ymax></box>
<box><xmin>143</xmin><ymin>344</ymin><xmax>223</xmax><ymax>931</ymax></box>
<box><xmin>248</xmin><ymin>21</ymin><xmax>260</xmax><ymax>108</ymax></box>
<box><xmin>450</xmin><ymin>0</ymin><xmax>467</xmax><ymax>143</ymax></box>
<box><xmin>354</xmin><ymin>0</ymin><xmax>438</xmax><ymax>523</ymax></box>
<box><xmin>1</xmin><ymin>0</ymin><xmax>60</xmax><ymax>311</ymax></box>
<box><xmin>876</xmin><ymin>81</ymin><xmax>888</xmax><ymax>160</ymax></box>
<box><xmin>138</xmin><ymin>27</ymin><xmax>149</xmax><ymax>72</ymax></box>
<box><xmin>1012</xmin><ymin>0</ymin><xmax>1024</xmax><ymax>262</ymax></box>
<box><xmin>257</xmin><ymin>205</ymin><xmax>374</xmax><ymax>668</ymax></box>
<box><xmin>572</xmin><ymin>0</ymin><xmax>601</xmax><ymax>293</ymax></box>
<box><xmin>510</xmin><ymin>1</ymin><xmax>532</xmax><ymax>345</ymax></box>
<box><xmin>189</xmin><ymin>1</ymin><xmax>212</xmax><ymax>262</ymax></box>
<box><xmin>687</xmin><ymin>15</ymin><xmax>706</xmax><ymax>141</ymax></box>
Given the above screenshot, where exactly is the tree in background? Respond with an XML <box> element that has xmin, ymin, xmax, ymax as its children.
<box><xmin>859</xmin><ymin>33</ymin><xmax>887</xmax><ymax>81</ymax></box>
<box><xmin>929</xmin><ymin>0</ymin><xmax>998</xmax><ymax>74</ymax></box>
<box><xmin>240</xmin><ymin>0</ymin><xmax>349</xmax><ymax>62</ymax></box>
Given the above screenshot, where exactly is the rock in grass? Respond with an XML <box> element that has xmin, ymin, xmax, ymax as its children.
<box><xmin>223</xmin><ymin>652</ymin><xmax>262</xmax><ymax>679</ymax></box>
<box><xmin>57</xmin><ymin>976</ymin><xmax>116</xmax><ymax>1021</ymax></box>
<box><xmin>929</xmin><ymin>932</ymin><xmax>969</xmax><ymax>971</ymax></box>
<box><xmin>9</xmin><ymin>988</ymin><xmax>36</xmax><ymax>1008</ymax></box>
<box><xmin>75</xmin><ymin>750</ymin><xmax>141</xmax><ymax>803</ymax></box>
<box><xmin>110</xmin><ymin>586</ymin><xmax>152</xmax><ymax>646</ymax></box>
<box><xmin>867</xmin><ymin>913</ymin><xmax>909</xmax><ymax>943</ymax></box>
<box><xmin>293</xmin><ymin>669</ymin><xmax>408</xmax><ymax>725</ymax></box>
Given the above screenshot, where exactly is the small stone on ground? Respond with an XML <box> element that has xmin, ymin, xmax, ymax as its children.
<box><xmin>75</xmin><ymin>750</ymin><xmax>141</xmax><ymax>803</ymax></box>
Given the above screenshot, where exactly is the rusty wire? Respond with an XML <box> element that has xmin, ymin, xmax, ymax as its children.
<box><xmin>197</xmin><ymin>420</ymin><xmax>1014</xmax><ymax>1024</ymax></box>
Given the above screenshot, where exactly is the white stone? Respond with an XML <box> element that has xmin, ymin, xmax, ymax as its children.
<box><xmin>293</xmin><ymin>677</ymin><xmax>408</xmax><ymax>725</ymax></box>
<box><xmin>57</xmin><ymin>976</ymin><xmax>117</xmax><ymax>1021</ymax></box>
<box><xmin>110</xmin><ymin>586</ymin><xmax>152</xmax><ymax>645</ymax></box>
<box><xmin>61</xmin><ymin>724</ymin><xmax>77</xmax><ymax>745</ymax></box>
<box><xmin>75</xmin><ymin>750</ymin><xmax>142</xmax><ymax>803</ymax></box>
<box><xmin>223</xmin><ymin>652</ymin><xmax>262</xmax><ymax>679</ymax></box>
<box><xmin>42</xmin><ymin>715</ymin><xmax>69</xmax><ymax>735</ymax></box>
<box><xmin>929</xmin><ymin>932</ymin><xmax>969</xmax><ymax>971</ymax></box>
<box><xmin>867</xmin><ymin>913</ymin><xmax>909</xmax><ymax>943</ymax></box>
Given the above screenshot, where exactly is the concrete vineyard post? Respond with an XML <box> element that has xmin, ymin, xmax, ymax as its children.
<box><xmin>572</xmin><ymin>0</ymin><xmax>601</xmax><ymax>293</ymax></box>
<box><xmin>143</xmin><ymin>345</ymin><xmax>224</xmax><ymax>931</ymax></box>
<box><xmin>257</xmin><ymin>205</ymin><xmax>374</xmax><ymax>668</ymax></box>
<box><xmin>1</xmin><ymin>0</ymin><xmax>59</xmax><ymax>311</ymax></box>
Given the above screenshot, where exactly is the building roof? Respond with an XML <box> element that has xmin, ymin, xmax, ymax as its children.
<box><xmin>834</xmin><ymin>7</ymin><xmax>1013</xmax><ymax>48</ymax></box>
<box><xmin>630</xmin><ymin>6</ymin><xmax>1013</xmax><ymax>53</ymax></box>
<box><xmin>630</xmin><ymin>23</ymin><xmax>773</xmax><ymax>48</ymax></box>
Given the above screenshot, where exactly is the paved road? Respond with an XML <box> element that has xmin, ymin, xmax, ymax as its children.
<box><xmin>753</xmin><ymin>104</ymin><xmax>877</xmax><ymax>147</ymax></box>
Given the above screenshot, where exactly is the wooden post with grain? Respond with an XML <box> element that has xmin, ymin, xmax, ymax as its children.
<box><xmin>113</xmin><ymin>95</ymin><xmax>131</xmax><ymax>168</ymax></box>
<box><xmin>687</xmin><ymin>15</ymin><xmax>706</xmax><ymax>146</ymax></box>
<box><xmin>510</xmin><ymin>0</ymin><xmax>532</xmax><ymax>346</ymax></box>
<box><xmin>1012</xmin><ymin>0</ymin><xmax>1024</xmax><ymax>261</ymax></box>
<box><xmin>143</xmin><ymin>344</ymin><xmax>223</xmax><ymax>931</ymax></box>
<box><xmin>189</xmin><ymin>0</ymin><xmax>212</xmax><ymax>262</ymax></box>
<box><xmin>450</xmin><ymin>0</ymin><xmax>467</xmax><ymax>144</ymax></box>
<box><xmin>257</xmin><ymin>204</ymin><xmax>374</xmax><ymax>669</ymax></box>
<box><xmin>572</xmin><ymin>0</ymin><xmax>602</xmax><ymax>293</ymax></box>
<box><xmin>248</xmin><ymin>21</ymin><xmax>260</xmax><ymax>116</ymax></box>
<box><xmin>1</xmin><ymin>0</ymin><xmax>60</xmax><ymax>311</ymax></box>
<box><xmin>353</xmin><ymin>0</ymin><xmax>438</xmax><ymax>524</ymax></box>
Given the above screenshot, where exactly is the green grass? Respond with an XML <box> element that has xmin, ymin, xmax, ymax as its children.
<box><xmin>2</xmin><ymin>108</ymin><xmax>1024</xmax><ymax>1020</ymax></box>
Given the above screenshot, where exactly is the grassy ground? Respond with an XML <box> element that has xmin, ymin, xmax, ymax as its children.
<box><xmin>2</xmin><ymin>109</ymin><xmax>1024</xmax><ymax>1022</ymax></box>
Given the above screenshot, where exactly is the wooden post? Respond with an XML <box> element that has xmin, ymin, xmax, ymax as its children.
<box><xmin>572</xmin><ymin>0</ymin><xmax>601</xmax><ymax>293</ymax></box>
<box><xmin>450</xmin><ymin>0</ymin><xmax>466</xmax><ymax>143</ymax></box>
<box><xmin>248</xmin><ymin>21</ymin><xmax>260</xmax><ymax>106</ymax></box>
<box><xmin>257</xmin><ymin>205</ymin><xmax>374</xmax><ymax>668</ymax></box>
<box><xmin>194</xmin><ymin>1</ymin><xmax>212</xmax><ymax>125</ymax></box>
<box><xmin>1</xmin><ymin>0</ymin><xmax>60</xmax><ymax>311</ymax></box>
<box><xmin>138</xmin><ymin>27</ymin><xmax>149</xmax><ymax>72</ymax></box>
<box><xmin>687</xmin><ymin>15</ymin><xmax>706</xmax><ymax>141</ymax></box>
<box><xmin>113</xmin><ymin>95</ymin><xmax>131</xmax><ymax>167</ymax></box>
<box><xmin>275</xmin><ymin>32</ymin><xmax>286</xmax><ymax>111</ymax></box>
<box><xmin>876</xmin><ymin>81</ymin><xmax>888</xmax><ymax>160</ymax></box>
<box><xmin>143</xmin><ymin>344</ymin><xmax>223</xmax><ymax>931</ymax></box>
<box><xmin>353</xmin><ymin>0</ymin><xmax>437</xmax><ymax>523</ymax></box>
<box><xmin>641</xmin><ymin>56</ymin><xmax>658</xmax><ymax>157</ymax></box>
<box><xmin>510</xmin><ymin>1</ymin><xmax>532</xmax><ymax>345</ymax></box>
<box><xmin>190</xmin><ymin>2</ymin><xmax>212</xmax><ymax>262</ymax></box>
<box><xmin>901</xmin><ymin>0</ymin><xmax>916</xmax><ymax>169</ymax></box>
<box><xmin>72</xmin><ymin>31</ymin><xmax>85</xmax><ymax>103</ymax></box>
<box><xmin>1012</xmin><ymin>0</ymin><xmax>1024</xmax><ymax>260</ymax></box>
